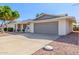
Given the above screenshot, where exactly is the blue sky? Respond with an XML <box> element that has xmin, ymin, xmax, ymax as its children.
<box><xmin>0</xmin><ymin>3</ymin><xmax>79</xmax><ymax>22</ymax></box>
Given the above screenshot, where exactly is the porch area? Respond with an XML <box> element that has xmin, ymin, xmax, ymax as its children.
<box><xmin>15</xmin><ymin>22</ymin><xmax>31</xmax><ymax>32</ymax></box>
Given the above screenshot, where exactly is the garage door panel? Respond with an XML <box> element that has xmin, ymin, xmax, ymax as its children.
<box><xmin>34</xmin><ymin>22</ymin><xmax>58</xmax><ymax>34</ymax></box>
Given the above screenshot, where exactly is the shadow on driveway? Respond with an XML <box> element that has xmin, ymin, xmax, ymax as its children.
<box><xmin>7</xmin><ymin>32</ymin><xmax>79</xmax><ymax>46</ymax></box>
<box><xmin>7</xmin><ymin>32</ymin><xmax>59</xmax><ymax>41</ymax></box>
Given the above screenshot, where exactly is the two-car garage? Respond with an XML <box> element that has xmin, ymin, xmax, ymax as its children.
<box><xmin>34</xmin><ymin>21</ymin><xmax>58</xmax><ymax>35</ymax></box>
<box><xmin>29</xmin><ymin>16</ymin><xmax>75</xmax><ymax>36</ymax></box>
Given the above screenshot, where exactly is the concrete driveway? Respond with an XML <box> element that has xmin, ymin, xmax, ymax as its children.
<box><xmin>0</xmin><ymin>33</ymin><xmax>59</xmax><ymax>55</ymax></box>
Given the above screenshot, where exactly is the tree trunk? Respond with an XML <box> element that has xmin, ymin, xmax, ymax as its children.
<box><xmin>1</xmin><ymin>21</ymin><xmax>4</xmax><ymax>33</ymax></box>
<box><xmin>1</xmin><ymin>20</ymin><xmax>6</xmax><ymax>33</ymax></box>
<box><xmin>4</xmin><ymin>20</ymin><xmax>8</xmax><ymax>32</ymax></box>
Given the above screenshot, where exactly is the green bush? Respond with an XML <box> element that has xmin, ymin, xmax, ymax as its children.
<box><xmin>73</xmin><ymin>26</ymin><xmax>79</xmax><ymax>31</ymax></box>
<box><xmin>8</xmin><ymin>27</ymin><xmax>14</xmax><ymax>32</ymax></box>
<box><xmin>3</xmin><ymin>27</ymin><xmax>14</xmax><ymax>32</ymax></box>
<box><xmin>4</xmin><ymin>28</ymin><xmax>7</xmax><ymax>31</ymax></box>
<box><xmin>22</xmin><ymin>29</ymin><xmax>25</xmax><ymax>32</ymax></box>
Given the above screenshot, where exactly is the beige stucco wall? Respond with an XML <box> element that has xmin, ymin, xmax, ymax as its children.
<box><xmin>58</xmin><ymin>18</ymin><xmax>73</xmax><ymax>35</ymax></box>
<box><xmin>29</xmin><ymin>23</ymin><xmax>34</xmax><ymax>33</ymax></box>
<box><xmin>7</xmin><ymin>24</ymin><xmax>15</xmax><ymax>28</ymax></box>
<box><xmin>58</xmin><ymin>19</ymin><xmax>67</xmax><ymax>35</ymax></box>
<box><xmin>15</xmin><ymin>24</ymin><xmax>17</xmax><ymax>31</ymax></box>
<box><xmin>66</xmin><ymin>20</ymin><xmax>72</xmax><ymax>34</ymax></box>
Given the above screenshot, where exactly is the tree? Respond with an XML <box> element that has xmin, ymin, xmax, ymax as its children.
<box><xmin>36</xmin><ymin>13</ymin><xmax>44</xmax><ymax>17</ymax></box>
<box><xmin>0</xmin><ymin>6</ymin><xmax>20</xmax><ymax>32</ymax></box>
<box><xmin>36</xmin><ymin>13</ymin><xmax>40</xmax><ymax>17</ymax></box>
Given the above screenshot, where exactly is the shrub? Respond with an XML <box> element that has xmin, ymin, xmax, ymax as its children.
<box><xmin>73</xmin><ymin>26</ymin><xmax>79</xmax><ymax>31</ymax></box>
<box><xmin>8</xmin><ymin>27</ymin><xmax>14</xmax><ymax>32</ymax></box>
<box><xmin>4</xmin><ymin>28</ymin><xmax>7</xmax><ymax>31</ymax></box>
<box><xmin>22</xmin><ymin>29</ymin><xmax>25</xmax><ymax>32</ymax></box>
<box><xmin>17</xmin><ymin>29</ymin><xmax>21</xmax><ymax>32</ymax></box>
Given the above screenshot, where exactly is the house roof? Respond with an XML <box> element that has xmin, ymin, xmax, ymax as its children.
<box><xmin>16</xmin><ymin>13</ymin><xmax>76</xmax><ymax>24</ymax></box>
<box><xmin>17</xmin><ymin>19</ymin><xmax>33</xmax><ymax>24</ymax></box>
<box><xmin>21</xmin><ymin>19</ymin><xmax>33</xmax><ymax>22</ymax></box>
<box><xmin>34</xmin><ymin>13</ymin><xmax>68</xmax><ymax>20</ymax></box>
<box><xmin>32</xmin><ymin>16</ymin><xmax>76</xmax><ymax>23</ymax></box>
<box><xmin>5</xmin><ymin>21</ymin><xmax>17</xmax><ymax>24</ymax></box>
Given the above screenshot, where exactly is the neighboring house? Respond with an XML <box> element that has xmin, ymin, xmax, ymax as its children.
<box><xmin>73</xmin><ymin>22</ymin><xmax>79</xmax><ymax>31</ymax></box>
<box><xmin>9</xmin><ymin>13</ymin><xmax>76</xmax><ymax>36</ymax></box>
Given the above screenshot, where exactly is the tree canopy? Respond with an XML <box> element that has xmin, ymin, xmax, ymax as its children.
<box><xmin>0</xmin><ymin>6</ymin><xmax>20</xmax><ymax>22</ymax></box>
<box><xmin>0</xmin><ymin>6</ymin><xmax>20</xmax><ymax>32</ymax></box>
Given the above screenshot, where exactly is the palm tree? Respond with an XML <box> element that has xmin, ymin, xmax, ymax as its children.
<box><xmin>0</xmin><ymin>6</ymin><xmax>20</xmax><ymax>32</ymax></box>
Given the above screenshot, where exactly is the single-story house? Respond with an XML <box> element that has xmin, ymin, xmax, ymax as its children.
<box><xmin>8</xmin><ymin>13</ymin><xmax>76</xmax><ymax>36</ymax></box>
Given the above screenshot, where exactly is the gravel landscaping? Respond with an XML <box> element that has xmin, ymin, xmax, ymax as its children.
<box><xmin>33</xmin><ymin>32</ymin><xmax>79</xmax><ymax>55</ymax></box>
